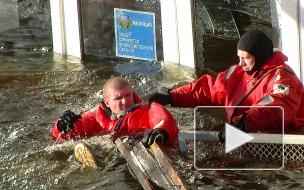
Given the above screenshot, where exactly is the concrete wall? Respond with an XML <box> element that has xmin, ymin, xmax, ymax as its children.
<box><xmin>0</xmin><ymin>0</ymin><xmax>19</xmax><ymax>33</ymax></box>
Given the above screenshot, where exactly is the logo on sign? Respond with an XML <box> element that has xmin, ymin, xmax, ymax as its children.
<box><xmin>118</xmin><ymin>14</ymin><xmax>131</xmax><ymax>30</ymax></box>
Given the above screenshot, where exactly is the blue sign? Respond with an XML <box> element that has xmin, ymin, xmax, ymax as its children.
<box><xmin>114</xmin><ymin>8</ymin><xmax>157</xmax><ymax>60</ymax></box>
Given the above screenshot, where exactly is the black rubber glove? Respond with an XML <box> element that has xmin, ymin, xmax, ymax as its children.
<box><xmin>218</xmin><ymin>127</ymin><xmax>226</xmax><ymax>143</ymax></box>
<box><xmin>142</xmin><ymin>128</ymin><xmax>169</xmax><ymax>147</ymax></box>
<box><xmin>148</xmin><ymin>92</ymin><xmax>171</xmax><ymax>106</ymax></box>
<box><xmin>57</xmin><ymin>110</ymin><xmax>82</xmax><ymax>132</ymax></box>
<box><xmin>218</xmin><ymin>113</ymin><xmax>247</xmax><ymax>143</ymax></box>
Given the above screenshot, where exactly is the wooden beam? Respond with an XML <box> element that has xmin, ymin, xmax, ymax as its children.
<box><xmin>134</xmin><ymin>143</ymin><xmax>177</xmax><ymax>188</ymax></box>
<box><xmin>150</xmin><ymin>143</ymin><xmax>189</xmax><ymax>190</ymax></box>
<box><xmin>115</xmin><ymin>138</ymin><xmax>190</xmax><ymax>190</ymax></box>
<box><xmin>115</xmin><ymin>138</ymin><xmax>154</xmax><ymax>190</ymax></box>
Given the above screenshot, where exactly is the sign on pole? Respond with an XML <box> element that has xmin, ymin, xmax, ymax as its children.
<box><xmin>114</xmin><ymin>8</ymin><xmax>157</xmax><ymax>60</ymax></box>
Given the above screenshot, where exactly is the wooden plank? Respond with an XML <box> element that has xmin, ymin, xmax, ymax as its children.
<box><xmin>116</xmin><ymin>138</ymin><xmax>190</xmax><ymax>190</ymax></box>
<box><xmin>134</xmin><ymin>143</ymin><xmax>176</xmax><ymax>189</ymax></box>
<box><xmin>115</xmin><ymin>138</ymin><xmax>154</xmax><ymax>190</ymax></box>
<box><xmin>150</xmin><ymin>142</ymin><xmax>189</xmax><ymax>190</ymax></box>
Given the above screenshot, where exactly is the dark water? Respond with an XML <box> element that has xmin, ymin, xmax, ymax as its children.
<box><xmin>1</xmin><ymin>50</ymin><xmax>304</xmax><ymax>190</ymax></box>
<box><xmin>0</xmin><ymin>50</ymin><xmax>195</xmax><ymax>189</ymax></box>
<box><xmin>1</xmin><ymin>0</ymin><xmax>304</xmax><ymax>189</ymax></box>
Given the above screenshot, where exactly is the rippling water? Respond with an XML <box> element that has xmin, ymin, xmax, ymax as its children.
<box><xmin>0</xmin><ymin>50</ymin><xmax>194</xmax><ymax>189</ymax></box>
<box><xmin>2</xmin><ymin>0</ymin><xmax>303</xmax><ymax>189</ymax></box>
<box><xmin>1</xmin><ymin>49</ymin><xmax>304</xmax><ymax>190</ymax></box>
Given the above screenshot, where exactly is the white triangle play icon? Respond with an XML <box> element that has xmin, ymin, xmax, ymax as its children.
<box><xmin>225</xmin><ymin>123</ymin><xmax>254</xmax><ymax>153</ymax></box>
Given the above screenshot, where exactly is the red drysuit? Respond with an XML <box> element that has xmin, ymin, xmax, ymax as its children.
<box><xmin>170</xmin><ymin>49</ymin><xmax>304</xmax><ymax>132</ymax></box>
<box><xmin>52</xmin><ymin>93</ymin><xmax>178</xmax><ymax>142</ymax></box>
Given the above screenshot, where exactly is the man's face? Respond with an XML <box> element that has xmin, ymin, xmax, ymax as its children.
<box><xmin>104</xmin><ymin>85</ymin><xmax>134</xmax><ymax>114</ymax></box>
<box><xmin>237</xmin><ymin>50</ymin><xmax>256</xmax><ymax>72</ymax></box>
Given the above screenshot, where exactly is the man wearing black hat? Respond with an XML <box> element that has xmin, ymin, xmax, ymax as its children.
<box><xmin>149</xmin><ymin>30</ymin><xmax>304</xmax><ymax>142</ymax></box>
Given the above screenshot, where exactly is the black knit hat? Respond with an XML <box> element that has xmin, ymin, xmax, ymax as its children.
<box><xmin>237</xmin><ymin>30</ymin><xmax>273</xmax><ymax>74</ymax></box>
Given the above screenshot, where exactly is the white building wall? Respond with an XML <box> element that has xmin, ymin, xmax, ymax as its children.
<box><xmin>281</xmin><ymin>0</ymin><xmax>302</xmax><ymax>81</ymax></box>
<box><xmin>300</xmin><ymin>0</ymin><xmax>304</xmax><ymax>82</ymax></box>
<box><xmin>64</xmin><ymin>1</ymin><xmax>82</xmax><ymax>58</ymax></box>
<box><xmin>175</xmin><ymin>0</ymin><xmax>195</xmax><ymax>68</ymax></box>
<box><xmin>50</xmin><ymin>0</ymin><xmax>82</xmax><ymax>58</ymax></box>
<box><xmin>50</xmin><ymin>0</ymin><xmax>63</xmax><ymax>54</ymax></box>
<box><xmin>160</xmin><ymin>0</ymin><xmax>195</xmax><ymax>68</ymax></box>
<box><xmin>160</xmin><ymin>0</ymin><xmax>180</xmax><ymax>64</ymax></box>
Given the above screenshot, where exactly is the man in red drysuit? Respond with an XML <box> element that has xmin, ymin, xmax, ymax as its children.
<box><xmin>149</xmin><ymin>30</ymin><xmax>304</xmax><ymax>142</ymax></box>
<box><xmin>52</xmin><ymin>77</ymin><xmax>178</xmax><ymax>147</ymax></box>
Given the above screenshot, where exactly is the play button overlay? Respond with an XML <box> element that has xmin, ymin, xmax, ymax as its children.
<box><xmin>225</xmin><ymin>123</ymin><xmax>253</xmax><ymax>153</ymax></box>
<box><xmin>193</xmin><ymin>106</ymin><xmax>284</xmax><ymax>170</ymax></box>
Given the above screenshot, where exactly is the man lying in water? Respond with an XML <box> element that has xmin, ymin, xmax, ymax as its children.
<box><xmin>52</xmin><ymin>77</ymin><xmax>178</xmax><ymax>166</ymax></box>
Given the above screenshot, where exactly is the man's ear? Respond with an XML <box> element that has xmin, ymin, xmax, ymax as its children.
<box><xmin>101</xmin><ymin>100</ymin><xmax>112</xmax><ymax>116</ymax></box>
<box><xmin>104</xmin><ymin>99</ymin><xmax>110</xmax><ymax>107</ymax></box>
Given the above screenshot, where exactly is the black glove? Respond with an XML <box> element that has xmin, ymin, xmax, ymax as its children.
<box><xmin>57</xmin><ymin>110</ymin><xmax>82</xmax><ymax>132</ymax></box>
<box><xmin>218</xmin><ymin>127</ymin><xmax>226</xmax><ymax>143</ymax></box>
<box><xmin>142</xmin><ymin>128</ymin><xmax>169</xmax><ymax>147</ymax></box>
<box><xmin>148</xmin><ymin>92</ymin><xmax>171</xmax><ymax>106</ymax></box>
<box><xmin>218</xmin><ymin>113</ymin><xmax>247</xmax><ymax>143</ymax></box>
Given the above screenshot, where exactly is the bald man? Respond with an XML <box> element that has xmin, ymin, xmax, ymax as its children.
<box><xmin>52</xmin><ymin>77</ymin><xmax>178</xmax><ymax>147</ymax></box>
